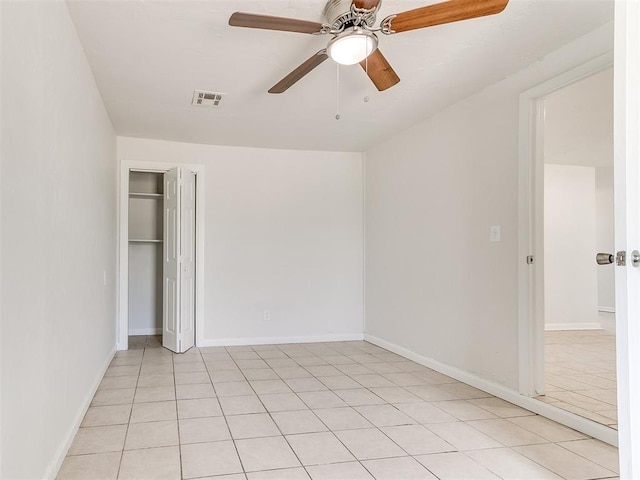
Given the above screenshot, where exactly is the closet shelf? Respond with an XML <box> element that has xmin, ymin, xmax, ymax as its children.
<box><xmin>130</xmin><ymin>192</ymin><xmax>163</xmax><ymax>199</ymax></box>
<box><xmin>129</xmin><ymin>239</ymin><xmax>163</xmax><ymax>244</ymax></box>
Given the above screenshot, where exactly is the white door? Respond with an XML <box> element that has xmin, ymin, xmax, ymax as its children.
<box><xmin>163</xmin><ymin>167</ymin><xmax>196</xmax><ymax>353</ymax></box>
<box><xmin>614</xmin><ymin>1</ymin><xmax>640</xmax><ymax>476</ymax></box>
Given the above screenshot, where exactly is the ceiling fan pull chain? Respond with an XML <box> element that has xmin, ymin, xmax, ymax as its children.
<box><xmin>335</xmin><ymin>63</ymin><xmax>341</xmax><ymax>120</ymax></box>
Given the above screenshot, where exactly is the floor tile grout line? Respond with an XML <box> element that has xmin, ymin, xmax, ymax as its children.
<box><xmin>552</xmin><ymin>441</ymin><xmax>619</xmax><ymax>475</ymax></box>
<box><xmin>114</xmin><ymin>336</ymin><xmax>145</xmax><ymax>479</ymax></box>
<box><xmin>201</xmin><ymin>346</ymin><xmax>247</xmax><ymax>476</ymax></box>
<box><xmin>511</xmin><ymin>443</ymin><xmax>614</xmax><ymax>480</ymax></box>
<box><xmin>170</xmin><ymin>345</ymin><xmax>187</xmax><ymax>480</ymax></box>
<box><xmin>502</xmin><ymin>416</ymin><xmax>589</xmax><ymax>443</ymax></box>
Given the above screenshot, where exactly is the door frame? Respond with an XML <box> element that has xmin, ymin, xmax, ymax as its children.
<box><xmin>518</xmin><ymin>52</ymin><xmax>613</xmax><ymax>397</ymax></box>
<box><xmin>117</xmin><ymin>161</ymin><xmax>206</xmax><ymax>351</ymax></box>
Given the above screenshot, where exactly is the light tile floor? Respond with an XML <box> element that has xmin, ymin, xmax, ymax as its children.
<box><xmin>58</xmin><ymin>336</ymin><xmax>619</xmax><ymax>480</ymax></box>
<box><xmin>542</xmin><ymin>322</ymin><xmax>617</xmax><ymax>428</ymax></box>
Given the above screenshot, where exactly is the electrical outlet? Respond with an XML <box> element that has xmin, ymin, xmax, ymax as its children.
<box><xmin>263</xmin><ymin>310</ymin><xmax>271</xmax><ymax>322</ymax></box>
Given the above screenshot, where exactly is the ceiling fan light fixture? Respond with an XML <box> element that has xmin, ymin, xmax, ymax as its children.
<box><xmin>327</xmin><ymin>29</ymin><xmax>378</xmax><ymax>65</ymax></box>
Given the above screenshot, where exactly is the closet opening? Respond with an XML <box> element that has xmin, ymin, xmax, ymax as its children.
<box><xmin>128</xmin><ymin>171</ymin><xmax>164</xmax><ymax>341</ymax></box>
<box><xmin>118</xmin><ymin>163</ymin><xmax>204</xmax><ymax>354</ymax></box>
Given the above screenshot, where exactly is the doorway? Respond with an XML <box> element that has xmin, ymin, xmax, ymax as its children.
<box><xmin>118</xmin><ymin>161</ymin><xmax>206</xmax><ymax>353</ymax></box>
<box><xmin>539</xmin><ymin>67</ymin><xmax>616</xmax><ymax>428</ymax></box>
<box><xmin>517</xmin><ymin>52</ymin><xmax>618</xmax><ymax>443</ymax></box>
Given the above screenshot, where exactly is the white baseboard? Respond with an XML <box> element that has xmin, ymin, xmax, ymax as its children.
<box><xmin>128</xmin><ymin>328</ymin><xmax>161</xmax><ymax>336</ymax></box>
<box><xmin>45</xmin><ymin>346</ymin><xmax>117</xmax><ymax>480</ymax></box>
<box><xmin>544</xmin><ymin>323</ymin><xmax>603</xmax><ymax>331</ymax></box>
<box><xmin>364</xmin><ymin>334</ymin><xmax>617</xmax><ymax>446</ymax></box>
<box><xmin>199</xmin><ymin>332</ymin><xmax>364</xmax><ymax>347</ymax></box>
<box><xmin>598</xmin><ymin>306</ymin><xmax>615</xmax><ymax>313</ymax></box>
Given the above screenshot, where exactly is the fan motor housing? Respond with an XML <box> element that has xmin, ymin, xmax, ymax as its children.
<box><xmin>323</xmin><ymin>0</ymin><xmax>377</xmax><ymax>31</ymax></box>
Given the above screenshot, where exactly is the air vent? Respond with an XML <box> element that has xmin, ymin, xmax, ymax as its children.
<box><xmin>192</xmin><ymin>90</ymin><xmax>225</xmax><ymax>107</ymax></box>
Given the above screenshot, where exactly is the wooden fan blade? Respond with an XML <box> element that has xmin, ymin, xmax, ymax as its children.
<box><xmin>269</xmin><ymin>50</ymin><xmax>329</xmax><ymax>94</ymax></box>
<box><xmin>360</xmin><ymin>49</ymin><xmax>400</xmax><ymax>91</ymax></box>
<box><xmin>389</xmin><ymin>0</ymin><xmax>508</xmax><ymax>34</ymax></box>
<box><xmin>352</xmin><ymin>0</ymin><xmax>381</xmax><ymax>10</ymax></box>
<box><xmin>229</xmin><ymin>12</ymin><xmax>324</xmax><ymax>34</ymax></box>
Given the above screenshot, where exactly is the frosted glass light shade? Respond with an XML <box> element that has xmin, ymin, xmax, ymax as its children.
<box><xmin>327</xmin><ymin>30</ymin><xmax>378</xmax><ymax>65</ymax></box>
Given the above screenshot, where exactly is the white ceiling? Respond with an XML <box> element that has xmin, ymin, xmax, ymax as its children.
<box><xmin>544</xmin><ymin>66</ymin><xmax>613</xmax><ymax>168</ymax></box>
<box><xmin>67</xmin><ymin>0</ymin><xmax>613</xmax><ymax>152</ymax></box>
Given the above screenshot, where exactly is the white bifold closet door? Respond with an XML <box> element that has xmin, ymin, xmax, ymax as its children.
<box><xmin>163</xmin><ymin>167</ymin><xmax>196</xmax><ymax>354</ymax></box>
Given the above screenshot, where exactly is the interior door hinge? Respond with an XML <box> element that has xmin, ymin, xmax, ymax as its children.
<box><xmin>526</xmin><ymin>255</ymin><xmax>534</xmax><ymax>265</ymax></box>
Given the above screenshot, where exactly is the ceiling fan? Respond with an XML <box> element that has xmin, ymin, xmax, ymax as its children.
<box><xmin>229</xmin><ymin>0</ymin><xmax>509</xmax><ymax>94</ymax></box>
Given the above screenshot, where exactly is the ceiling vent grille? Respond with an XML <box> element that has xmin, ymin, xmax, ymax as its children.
<box><xmin>192</xmin><ymin>90</ymin><xmax>225</xmax><ymax>107</ymax></box>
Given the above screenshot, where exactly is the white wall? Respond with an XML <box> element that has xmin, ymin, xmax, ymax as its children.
<box><xmin>118</xmin><ymin>137</ymin><xmax>364</xmax><ymax>344</ymax></box>
<box><xmin>364</xmin><ymin>23</ymin><xmax>613</xmax><ymax>390</ymax></box>
<box><xmin>543</xmin><ymin>68</ymin><xmax>613</xmax><ymax>169</ymax></box>
<box><xmin>1</xmin><ymin>2</ymin><xmax>117</xmax><ymax>478</ymax></box>
<box><xmin>596</xmin><ymin>166</ymin><xmax>615</xmax><ymax>311</ymax></box>
<box><xmin>544</xmin><ymin>165</ymin><xmax>599</xmax><ymax>329</ymax></box>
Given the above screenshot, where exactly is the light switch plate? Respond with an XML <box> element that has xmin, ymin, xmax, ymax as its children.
<box><xmin>490</xmin><ymin>225</ymin><xmax>501</xmax><ymax>242</ymax></box>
